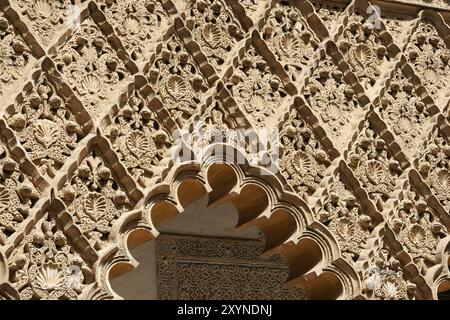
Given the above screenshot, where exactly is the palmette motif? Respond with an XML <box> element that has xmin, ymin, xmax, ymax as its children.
<box><xmin>362</xmin><ymin>244</ymin><xmax>418</xmax><ymax>300</ymax></box>
<box><xmin>316</xmin><ymin>174</ymin><xmax>372</xmax><ymax>262</ymax></box>
<box><xmin>53</xmin><ymin>19</ymin><xmax>129</xmax><ymax>117</ymax></box>
<box><xmin>417</xmin><ymin>128</ymin><xmax>450</xmax><ymax>211</ymax></box>
<box><xmin>0</xmin><ymin>0</ymin><xmax>449</xmax><ymax>300</ymax></box>
<box><xmin>186</xmin><ymin>0</ymin><xmax>244</xmax><ymax>73</ymax></box>
<box><xmin>376</xmin><ymin>70</ymin><xmax>435</xmax><ymax>156</ymax></box>
<box><xmin>8</xmin><ymin>216</ymin><xmax>92</xmax><ymax>300</ymax></box>
<box><xmin>303</xmin><ymin>57</ymin><xmax>359</xmax><ymax>148</ymax></box>
<box><xmin>147</xmin><ymin>34</ymin><xmax>208</xmax><ymax>126</ymax></box>
<box><xmin>226</xmin><ymin>47</ymin><xmax>286</xmax><ymax>128</ymax></box>
<box><xmin>279</xmin><ymin>108</ymin><xmax>330</xmax><ymax>197</ymax></box>
<box><xmin>7</xmin><ymin>73</ymin><xmax>83</xmax><ymax>179</ymax></box>
<box><xmin>14</xmin><ymin>0</ymin><xmax>74</xmax><ymax>47</ymax></box>
<box><xmin>347</xmin><ymin>120</ymin><xmax>402</xmax><ymax>203</ymax></box>
<box><xmin>262</xmin><ymin>2</ymin><xmax>318</xmax><ymax>81</ymax></box>
<box><xmin>106</xmin><ymin>90</ymin><xmax>171</xmax><ymax>188</ymax></box>
<box><xmin>337</xmin><ymin>13</ymin><xmax>390</xmax><ymax>89</ymax></box>
<box><xmin>389</xmin><ymin>183</ymin><xmax>447</xmax><ymax>275</ymax></box>
<box><xmin>405</xmin><ymin>21</ymin><xmax>450</xmax><ymax>108</ymax></box>
<box><xmin>98</xmin><ymin>0</ymin><xmax>170</xmax><ymax>62</ymax></box>
<box><xmin>58</xmin><ymin>152</ymin><xmax>131</xmax><ymax>250</ymax></box>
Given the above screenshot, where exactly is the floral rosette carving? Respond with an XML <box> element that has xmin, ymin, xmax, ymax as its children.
<box><xmin>279</xmin><ymin>109</ymin><xmax>330</xmax><ymax>197</ymax></box>
<box><xmin>227</xmin><ymin>47</ymin><xmax>286</xmax><ymax>128</ymax></box>
<box><xmin>8</xmin><ymin>217</ymin><xmax>92</xmax><ymax>300</ymax></box>
<box><xmin>0</xmin><ymin>13</ymin><xmax>32</xmax><ymax>97</ymax></box>
<box><xmin>416</xmin><ymin>128</ymin><xmax>450</xmax><ymax>211</ymax></box>
<box><xmin>390</xmin><ymin>185</ymin><xmax>447</xmax><ymax>275</ymax></box>
<box><xmin>187</xmin><ymin>0</ymin><xmax>244</xmax><ymax>72</ymax></box>
<box><xmin>316</xmin><ymin>175</ymin><xmax>372</xmax><ymax>262</ymax></box>
<box><xmin>376</xmin><ymin>71</ymin><xmax>433</xmax><ymax>155</ymax></box>
<box><xmin>337</xmin><ymin>14</ymin><xmax>389</xmax><ymax>89</ymax></box>
<box><xmin>262</xmin><ymin>2</ymin><xmax>317</xmax><ymax>81</ymax></box>
<box><xmin>99</xmin><ymin>0</ymin><xmax>169</xmax><ymax>62</ymax></box>
<box><xmin>147</xmin><ymin>35</ymin><xmax>208</xmax><ymax>126</ymax></box>
<box><xmin>53</xmin><ymin>19</ymin><xmax>128</xmax><ymax>117</ymax></box>
<box><xmin>106</xmin><ymin>91</ymin><xmax>171</xmax><ymax>187</ymax></box>
<box><xmin>7</xmin><ymin>74</ymin><xmax>83</xmax><ymax>179</ymax></box>
<box><xmin>405</xmin><ymin>21</ymin><xmax>450</xmax><ymax>108</ymax></box>
<box><xmin>0</xmin><ymin>144</ymin><xmax>40</xmax><ymax>244</ymax></box>
<box><xmin>15</xmin><ymin>0</ymin><xmax>73</xmax><ymax>46</ymax></box>
<box><xmin>347</xmin><ymin>121</ymin><xmax>402</xmax><ymax>203</ymax></box>
<box><xmin>58</xmin><ymin>153</ymin><xmax>131</xmax><ymax>249</ymax></box>
<box><xmin>363</xmin><ymin>247</ymin><xmax>418</xmax><ymax>300</ymax></box>
<box><xmin>304</xmin><ymin>57</ymin><xmax>358</xmax><ymax>147</ymax></box>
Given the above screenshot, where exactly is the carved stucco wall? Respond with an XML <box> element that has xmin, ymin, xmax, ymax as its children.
<box><xmin>0</xmin><ymin>0</ymin><xmax>449</xmax><ymax>300</ymax></box>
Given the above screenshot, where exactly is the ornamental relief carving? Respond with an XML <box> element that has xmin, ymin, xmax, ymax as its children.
<box><xmin>8</xmin><ymin>215</ymin><xmax>93</xmax><ymax>300</ymax></box>
<box><xmin>389</xmin><ymin>183</ymin><xmax>448</xmax><ymax>275</ymax></box>
<box><xmin>309</xmin><ymin>0</ymin><xmax>349</xmax><ymax>33</ymax></box>
<box><xmin>98</xmin><ymin>0</ymin><xmax>170</xmax><ymax>62</ymax></box>
<box><xmin>416</xmin><ymin>127</ymin><xmax>450</xmax><ymax>211</ymax></box>
<box><xmin>146</xmin><ymin>34</ymin><xmax>209</xmax><ymax>126</ymax></box>
<box><xmin>346</xmin><ymin>120</ymin><xmax>402</xmax><ymax>203</ymax></box>
<box><xmin>261</xmin><ymin>2</ymin><xmax>318</xmax><ymax>82</ymax></box>
<box><xmin>52</xmin><ymin>19</ymin><xmax>129</xmax><ymax>117</ymax></box>
<box><xmin>375</xmin><ymin>70</ymin><xmax>436</xmax><ymax>157</ymax></box>
<box><xmin>106</xmin><ymin>89</ymin><xmax>171</xmax><ymax>188</ymax></box>
<box><xmin>0</xmin><ymin>141</ymin><xmax>40</xmax><ymax>245</ymax></box>
<box><xmin>0</xmin><ymin>0</ymin><xmax>450</xmax><ymax>300</ymax></box>
<box><xmin>316</xmin><ymin>174</ymin><xmax>372</xmax><ymax>262</ymax></box>
<box><xmin>185</xmin><ymin>0</ymin><xmax>244</xmax><ymax>73</ymax></box>
<box><xmin>279</xmin><ymin>108</ymin><xmax>331</xmax><ymax>197</ymax></box>
<box><xmin>226</xmin><ymin>47</ymin><xmax>287</xmax><ymax>128</ymax></box>
<box><xmin>404</xmin><ymin>21</ymin><xmax>450</xmax><ymax>109</ymax></box>
<box><xmin>6</xmin><ymin>73</ymin><xmax>85</xmax><ymax>179</ymax></box>
<box><xmin>58</xmin><ymin>151</ymin><xmax>131</xmax><ymax>250</ymax></box>
<box><xmin>303</xmin><ymin>56</ymin><xmax>360</xmax><ymax>149</ymax></box>
<box><xmin>382</xmin><ymin>15</ymin><xmax>415</xmax><ymax>48</ymax></box>
<box><xmin>0</xmin><ymin>12</ymin><xmax>32</xmax><ymax>97</ymax></box>
<box><xmin>362</xmin><ymin>243</ymin><xmax>418</xmax><ymax>300</ymax></box>
<box><xmin>193</xmin><ymin>99</ymin><xmax>239</xmax><ymax>149</ymax></box>
<box><xmin>237</xmin><ymin>0</ymin><xmax>263</xmax><ymax>22</ymax></box>
<box><xmin>13</xmin><ymin>0</ymin><xmax>78</xmax><ymax>47</ymax></box>
<box><xmin>336</xmin><ymin>13</ymin><xmax>391</xmax><ymax>90</ymax></box>
<box><xmin>156</xmin><ymin>235</ymin><xmax>306</xmax><ymax>300</ymax></box>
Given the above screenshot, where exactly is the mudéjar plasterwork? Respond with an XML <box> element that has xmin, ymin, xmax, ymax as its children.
<box><xmin>0</xmin><ymin>0</ymin><xmax>449</xmax><ymax>300</ymax></box>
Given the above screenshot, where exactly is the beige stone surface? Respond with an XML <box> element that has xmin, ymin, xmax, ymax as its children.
<box><xmin>0</xmin><ymin>0</ymin><xmax>449</xmax><ymax>300</ymax></box>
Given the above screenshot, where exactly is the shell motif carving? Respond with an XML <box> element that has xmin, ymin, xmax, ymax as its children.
<box><xmin>347</xmin><ymin>121</ymin><xmax>401</xmax><ymax>203</ymax></box>
<box><xmin>279</xmin><ymin>109</ymin><xmax>330</xmax><ymax>197</ymax></box>
<box><xmin>147</xmin><ymin>35</ymin><xmax>208</xmax><ymax>125</ymax></box>
<box><xmin>98</xmin><ymin>0</ymin><xmax>170</xmax><ymax>62</ymax></box>
<box><xmin>187</xmin><ymin>0</ymin><xmax>244</xmax><ymax>72</ymax></box>
<box><xmin>8</xmin><ymin>217</ymin><xmax>92</xmax><ymax>300</ymax></box>
<box><xmin>7</xmin><ymin>74</ymin><xmax>83</xmax><ymax>179</ymax></box>
<box><xmin>417</xmin><ymin>128</ymin><xmax>450</xmax><ymax>211</ymax></box>
<box><xmin>337</xmin><ymin>14</ymin><xmax>389</xmax><ymax>89</ymax></box>
<box><xmin>106</xmin><ymin>90</ymin><xmax>170</xmax><ymax>188</ymax></box>
<box><xmin>226</xmin><ymin>47</ymin><xmax>286</xmax><ymax>128</ymax></box>
<box><xmin>53</xmin><ymin>19</ymin><xmax>129</xmax><ymax>118</ymax></box>
<box><xmin>59</xmin><ymin>152</ymin><xmax>131</xmax><ymax>249</ymax></box>
<box><xmin>404</xmin><ymin>21</ymin><xmax>450</xmax><ymax>108</ymax></box>
<box><xmin>262</xmin><ymin>2</ymin><xmax>318</xmax><ymax>81</ymax></box>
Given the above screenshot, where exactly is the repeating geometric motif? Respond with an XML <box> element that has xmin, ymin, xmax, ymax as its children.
<box><xmin>0</xmin><ymin>0</ymin><xmax>449</xmax><ymax>300</ymax></box>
